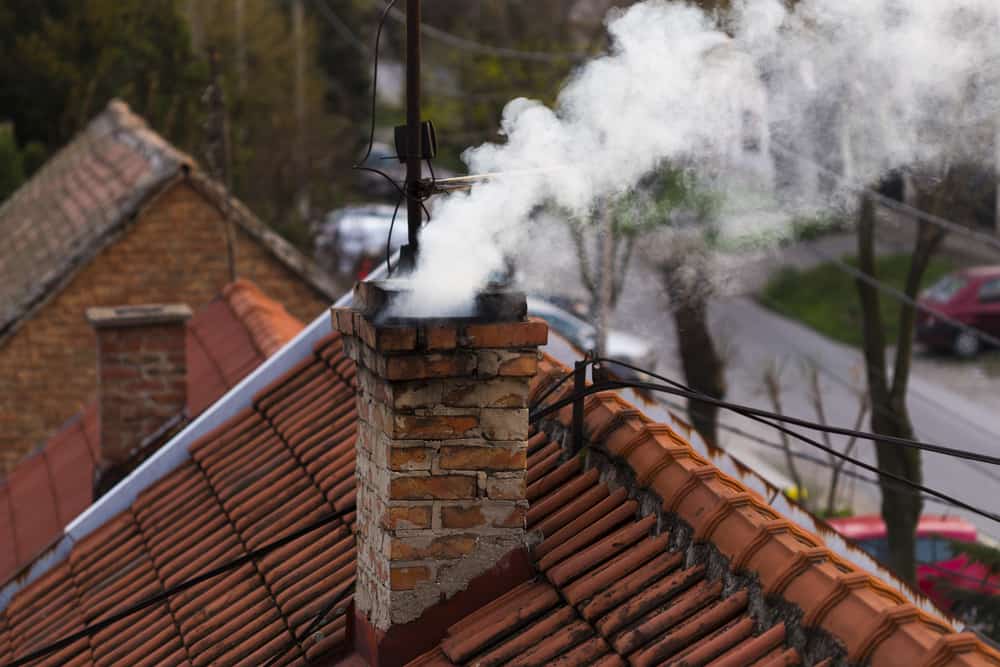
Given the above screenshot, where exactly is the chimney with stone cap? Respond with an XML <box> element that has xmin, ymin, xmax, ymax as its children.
<box><xmin>87</xmin><ymin>304</ymin><xmax>191</xmax><ymax>471</ymax></box>
<box><xmin>332</xmin><ymin>281</ymin><xmax>547</xmax><ymax>664</ymax></box>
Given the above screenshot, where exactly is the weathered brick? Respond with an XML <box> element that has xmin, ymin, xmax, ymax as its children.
<box><xmin>440</xmin><ymin>503</ymin><xmax>525</xmax><ymax>529</ymax></box>
<box><xmin>393</xmin><ymin>414</ymin><xmax>478</xmax><ymax>439</ymax></box>
<box><xmin>479</xmin><ymin>408</ymin><xmax>530</xmax><ymax>441</ymax></box>
<box><xmin>486</xmin><ymin>474</ymin><xmax>526</xmax><ymax>500</ymax></box>
<box><xmin>376</xmin><ymin>325</ymin><xmax>418</xmax><ymax>352</ymax></box>
<box><xmin>390</xmin><ymin>534</ymin><xmax>476</xmax><ymax>560</ymax></box>
<box><xmin>390</xmin><ymin>475</ymin><xmax>477</xmax><ymax>500</ymax></box>
<box><xmin>438</xmin><ymin>445</ymin><xmax>526</xmax><ymax>471</ymax></box>
<box><xmin>425</xmin><ymin>325</ymin><xmax>457</xmax><ymax>350</ymax></box>
<box><xmin>440</xmin><ymin>504</ymin><xmax>486</xmax><ymax>529</ymax></box>
<box><xmin>385</xmin><ymin>352</ymin><xmax>477</xmax><ymax>381</ymax></box>
<box><xmin>464</xmin><ymin>320</ymin><xmax>548</xmax><ymax>348</ymax></box>
<box><xmin>390</xmin><ymin>566</ymin><xmax>432</xmax><ymax>591</ymax></box>
<box><xmin>390</xmin><ymin>381</ymin><xmax>442</xmax><ymax>409</ymax></box>
<box><xmin>381</xmin><ymin>506</ymin><xmax>432</xmax><ymax>529</ymax></box>
<box><xmin>442</xmin><ymin>377</ymin><xmax>529</xmax><ymax>408</ymax></box>
<box><xmin>389</xmin><ymin>447</ymin><xmax>433</xmax><ymax>471</ymax></box>
<box><xmin>0</xmin><ymin>180</ymin><xmax>333</xmax><ymax>470</ymax></box>
<box><xmin>498</xmin><ymin>353</ymin><xmax>539</xmax><ymax>377</ymax></box>
<box><xmin>330</xmin><ymin>307</ymin><xmax>355</xmax><ymax>335</ymax></box>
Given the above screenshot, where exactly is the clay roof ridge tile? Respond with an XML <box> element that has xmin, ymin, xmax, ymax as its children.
<box><xmin>850</xmin><ymin>604</ymin><xmax>924</xmax><ymax>664</ymax></box>
<box><xmin>763</xmin><ymin>547</ymin><xmax>829</xmax><ymax>598</ymax></box>
<box><xmin>922</xmin><ymin>632</ymin><xmax>1000</xmax><ymax>667</ymax></box>
<box><xmin>801</xmin><ymin>572</ymin><xmax>871</xmax><ymax>628</ymax></box>
<box><xmin>730</xmin><ymin>520</ymin><xmax>793</xmax><ymax>574</ymax></box>
<box><xmin>664</xmin><ymin>465</ymin><xmax>718</xmax><ymax>514</ymax></box>
<box><xmin>694</xmin><ymin>492</ymin><xmax>756</xmax><ymax>543</ymax></box>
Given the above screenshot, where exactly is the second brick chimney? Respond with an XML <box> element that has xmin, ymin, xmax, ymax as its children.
<box><xmin>87</xmin><ymin>304</ymin><xmax>191</xmax><ymax>470</ymax></box>
<box><xmin>333</xmin><ymin>281</ymin><xmax>547</xmax><ymax>663</ymax></box>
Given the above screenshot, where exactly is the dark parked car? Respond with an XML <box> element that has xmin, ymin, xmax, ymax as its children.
<box><xmin>917</xmin><ymin>266</ymin><xmax>1000</xmax><ymax>357</ymax></box>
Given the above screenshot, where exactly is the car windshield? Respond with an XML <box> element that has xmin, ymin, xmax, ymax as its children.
<box><xmin>925</xmin><ymin>275</ymin><xmax>967</xmax><ymax>302</ymax></box>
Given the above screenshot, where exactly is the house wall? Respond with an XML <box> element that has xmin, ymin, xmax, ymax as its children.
<box><xmin>0</xmin><ymin>181</ymin><xmax>330</xmax><ymax>471</ymax></box>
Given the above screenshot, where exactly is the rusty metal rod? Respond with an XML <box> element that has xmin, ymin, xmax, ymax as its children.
<box><xmin>405</xmin><ymin>0</ymin><xmax>422</xmax><ymax>252</ymax></box>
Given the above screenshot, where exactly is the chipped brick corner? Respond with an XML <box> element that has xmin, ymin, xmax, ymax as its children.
<box><xmin>332</xmin><ymin>285</ymin><xmax>547</xmax><ymax>632</ymax></box>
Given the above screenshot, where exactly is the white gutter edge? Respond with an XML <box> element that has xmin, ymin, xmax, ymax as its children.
<box><xmin>0</xmin><ymin>280</ymin><xmax>366</xmax><ymax>613</ymax></box>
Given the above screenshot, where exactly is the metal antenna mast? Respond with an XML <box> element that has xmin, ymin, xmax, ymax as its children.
<box><xmin>401</xmin><ymin>0</ymin><xmax>422</xmax><ymax>272</ymax></box>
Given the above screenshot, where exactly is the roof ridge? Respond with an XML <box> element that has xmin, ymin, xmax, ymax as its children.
<box><xmin>222</xmin><ymin>280</ymin><xmax>304</xmax><ymax>357</ymax></box>
<box><xmin>531</xmin><ymin>358</ymin><xmax>1000</xmax><ymax>665</ymax></box>
<box><xmin>101</xmin><ymin>99</ymin><xmax>195</xmax><ymax>171</ymax></box>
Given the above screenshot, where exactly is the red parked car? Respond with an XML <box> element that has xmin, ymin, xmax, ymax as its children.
<box><xmin>917</xmin><ymin>266</ymin><xmax>1000</xmax><ymax>358</ymax></box>
<box><xmin>827</xmin><ymin>515</ymin><xmax>1000</xmax><ymax>611</ymax></box>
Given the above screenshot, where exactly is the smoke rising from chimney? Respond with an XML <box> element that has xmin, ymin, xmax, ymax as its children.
<box><xmin>397</xmin><ymin>0</ymin><xmax>1000</xmax><ymax>315</ymax></box>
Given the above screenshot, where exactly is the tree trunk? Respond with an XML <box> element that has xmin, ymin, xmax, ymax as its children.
<box><xmin>855</xmin><ymin>193</ymin><xmax>923</xmax><ymax>582</ymax></box>
<box><xmin>660</xmin><ymin>248</ymin><xmax>725</xmax><ymax>446</ymax></box>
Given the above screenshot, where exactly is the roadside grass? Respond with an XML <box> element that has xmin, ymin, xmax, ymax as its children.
<box><xmin>759</xmin><ymin>254</ymin><xmax>958</xmax><ymax>347</ymax></box>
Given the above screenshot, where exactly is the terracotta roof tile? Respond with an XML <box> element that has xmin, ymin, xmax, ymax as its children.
<box><xmin>6</xmin><ymin>455</ymin><xmax>61</xmax><ymax>566</ymax></box>
<box><xmin>4</xmin><ymin>334</ymin><xmax>998</xmax><ymax>666</ymax></box>
<box><xmin>0</xmin><ymin>281</ymin><xmax>303</xmax><ymax>588</ymax></box>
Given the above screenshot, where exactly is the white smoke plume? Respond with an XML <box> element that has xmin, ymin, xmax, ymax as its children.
<box><xmin>395</xmin><ymin>0</ymin><xmax>1000</xmax><ymax>316</ymax></box>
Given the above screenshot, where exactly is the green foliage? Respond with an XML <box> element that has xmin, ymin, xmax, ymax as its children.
<box><xmin>759</xmin><ymin>254</ymin><xmax>957</xmax><ymax>347</ymax></box>
<box><xmin>0</xmin><ymin>123</ymin><xmax>24</xmax><ymax>203</ymax></box>
<box><xmin>0</xmin><ymin>0</ymin><xmax>206</xmax><ymax>150</ymax></box>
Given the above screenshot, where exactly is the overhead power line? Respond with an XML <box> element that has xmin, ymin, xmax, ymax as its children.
<box><xmin>378</xmin><ymin>2</ymin><xmax>588</xmax><ymax>63</ymax></box>
<box><xmin>802</xmin><ymin>242</ymin><xmax>1000</xmax><ymax>350</ymax></box>
<box><xmin>530</xmin><ymin>358</ymin><xmax>1000</xmax><ymax>525</ymax></box>
<box><xmin>769</xmin><ymin>140</ymin><xmax>1000</xmax><ymax>256</ymax></box>
<box><xmin>5</xmin><ymin>510</ymin><xmax>346</xmax><ymax>667</ymax></box>
<box><xmin>311</xmin><ymin>0</ymin><xmax>371</xmax><ymax>55</ymax></box>
<box><xmin>655</xmin><ymin>393</ymin><xmax>951</xmax><ymax>508</ymax></box>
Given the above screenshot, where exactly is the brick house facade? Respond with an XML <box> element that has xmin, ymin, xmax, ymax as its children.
<box><xmin>0</xmin><ymin>101</ymin><xmax>342</xmax><ymax>470</ymax></box>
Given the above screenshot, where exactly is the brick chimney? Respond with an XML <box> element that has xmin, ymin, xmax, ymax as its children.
<box><xmin>87</xmin><ymin>304</ymin><xmax>191</xmax><ymax>469</ymax></box>
<box><xmin>332</xmin><ymin>282</ymin><xmax>547</xmax><ymax>663</ymax></box>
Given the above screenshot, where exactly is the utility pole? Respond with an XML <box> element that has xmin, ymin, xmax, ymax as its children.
<box><xmin>401</xmin><ymin>0</ymin><xmax>423</xmax><ymax>272</ymax></box>
<box><xmin>205</xmin><ymin>46</ymin><xmax>237</xmax><ymax>282</ymax></box>
<box><xmin>235</xmin><ymin>0</ymin><xmax>247</xmax><ymax>95</ymax></box>
<box><xmin>293</xmin><ymin>0</ymin><xmax>309</xmax><ymax>222</ymax></box>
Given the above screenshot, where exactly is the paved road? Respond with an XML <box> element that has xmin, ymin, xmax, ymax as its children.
<box><xmin>520</xmin><ymin>222</ymin><xmax>1000</xmax><ymax>536</ymax></box>
<box><xmin>620</xmin><ymin>290</ymin><xmax>1000</xmax><ymax>538</ymax></box>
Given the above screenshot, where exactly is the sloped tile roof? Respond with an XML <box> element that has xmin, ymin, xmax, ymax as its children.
<box><xmin>2</xmin><ymin>328</ymin><xmax>998</xmax><ymax>666</ymax></box>
<box><xmin>0</xmin><ymin>100</ymin><xmax>190</xmax><ymax>338</ymax></box>
<box><xmin>410</xmin><ymin>429</ymin><xmax>803</xmax><ymax>667</ymax></box>
<box><xmin>0</xmin><ymin>281</ymin><xmax>303</xmax><ymax>589</ymax></box>
<box><xmin>0</xmin><ymin>100</ymin><xmax>340</xmax><ymax>344</ymax></box>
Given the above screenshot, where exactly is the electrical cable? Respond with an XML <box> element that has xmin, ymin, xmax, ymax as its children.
<box><xmin>260</xmin><ymin>576</ymin><xmax>357</xmax><ymax>667</ymax></box>
<box><xmin>588</xmin><ymin>358</ymin><xmax>1000</xmax><ymax>467</ymax></box>
<box><xmin>533</xmin><ymin>374</ymin><xmax>1000</xmax><ymax>525</ymax></box>
<box><xmin>653</xmin><ymin>392</ymin><xmax>948</xmax><ymax>507</ymax></box>
<box><xmin>4</xmin><ymin>510</ymin><xmax>346</xmax><ymax>667</ymax></box>
<box><xmin>355</xmin><ymin>0</ymin><xmax>396</xmax><ymax>167</ymax></box>
<box><xmin>386</xmin><ymin>193</ymin><xmax>403</xmax><ymax>276</ymax></box>
<box><xmin>377</xmin><ymin>2</ymin><xmax>588</xmax><ymax>63</ymax></box>
<box><xmin>311</xmin><ymin>0</ymin><xmax>370</xmax><ymax>55</ymax></box>
<box><xmin>802</xmin><ymin>242</ymin><xmax>1000</xmax><ymax>350</ymax></box>
<box><xmin>530</xmin><ymin>359</ymin><xmax>1000</xmax><ymax>523</ymax></box>
<box><xmin>768</xmin><ymin>140</ymin><xmax>1000</xmax><ymax>256</ymax></box>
